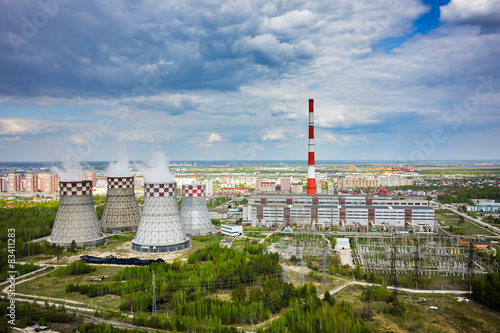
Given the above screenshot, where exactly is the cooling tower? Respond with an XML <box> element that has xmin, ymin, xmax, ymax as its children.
<box><xmin>48</xmin><ymin>181</ymin><xmax>106</xmax><ymax>248</ymax></box>
<box><xmin>100</xmin><ymin>176</ymin><xmax>140</xmax><ymax>232</ymax></box>
<box><xmin>180</xmin><ymin>184</ymin><xmax>213</xmax><ymax>235</ymax></box>
<box><xmin>131</xmin><ymin>182</ymin><xmax>191</xmax><ymax>253</ymax></box>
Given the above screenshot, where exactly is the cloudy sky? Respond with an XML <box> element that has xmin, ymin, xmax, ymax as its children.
<box><xmin>0</xmin><ymin>0</ymin><xmax>499</xmax><ymax>163</ymax></box>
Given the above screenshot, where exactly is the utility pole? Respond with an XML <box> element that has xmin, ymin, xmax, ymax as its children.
<box><xmin>152</xmin><ymin>270</ymin><xmax>157</xmax><ymax>316</ymax></box>
<box><xmin>468</xmin><ymin>245</ymin><xmax>474</xmax><ymax>290</ymax></box>
<box><xmin>322</xmin><ymin>243</ymin><xmax>327</xmax><ymax>285</ymax></box>
<box><xmin>413</xmin><ymin>238</ymin><xmax>420</xmax><ymax>285</ymax></box>
<box><xmin>389</xmin><ymin>243</ymin><xmax>398</xmax><ymax>287</ymax></box>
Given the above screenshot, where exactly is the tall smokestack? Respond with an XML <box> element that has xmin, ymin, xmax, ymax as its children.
<box><xmin>307</xmin><ymin>99</ymin><xmax>317</xmax><ymax>195</ymax></box>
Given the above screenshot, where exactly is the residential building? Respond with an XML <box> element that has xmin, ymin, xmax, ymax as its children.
<box><xmin>291</xmin><ymin>182</ymin><xmax>303</xmax><ymax>194</ymax></box>
<box><xmin>39</xmin><ymin>173</ymin><xmax>59</xmax><ymax>193</ymax></box>
<box><xmin>280</xmin><ymin>177</ymin><xmax>291</xmax><ymax>192</ymax></box>
<box><xmin>25</xmin><ymin>174</ymin><xmax>39</xmax><ymax>193</ymax></box>
<box><xmin>83</xmin><ymin>171</ymin><xmax>97</xmax><ymax>186</ymax></box>
<box><xmin>8</xmin><ymin>174</ymin><xmax>21</xmax><ymax>193</ymax></box>
<box><xmin>0</xmin><ymin>177</ymin><xmax>8</xmax><ymax>192</ymax></box>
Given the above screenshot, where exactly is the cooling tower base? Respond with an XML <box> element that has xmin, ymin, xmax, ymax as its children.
<box><xmin>184</xmin><ymin>227</ymin><xmax>213</xmax><ymax>235</ymax></box>
<box><xmin>131</xmin><ymin>239</ymin><xmax>191</xmax><ymax>254</ymax></box>
<box><xmin>47</xmin><ymin>236</ymin><xmax>106</xmax><ymax>249</ymax></box>
<box><xmin>103</xmin><ymin>226</ymin><xmax>136</xmax><ymax>233</ymax></box>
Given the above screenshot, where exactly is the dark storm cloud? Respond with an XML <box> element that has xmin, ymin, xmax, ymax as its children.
<box><xmin>0</xmin><ymin>0</ymin><xmax>317</xmax><ymax>98</ymax></box>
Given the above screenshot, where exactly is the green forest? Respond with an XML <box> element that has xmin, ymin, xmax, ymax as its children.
<box><xmin>436</xmin><ymin>187</ymin><xmax>500</xmax><ymax>204</ymax></box>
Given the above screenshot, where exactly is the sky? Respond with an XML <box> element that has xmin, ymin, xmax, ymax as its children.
<box><xmin>0</xmin><ymin>0</ymin><xmax>499</xmax><ymax>163</ymax></box>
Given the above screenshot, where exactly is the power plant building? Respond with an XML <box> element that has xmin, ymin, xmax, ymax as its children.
<box><xmin>48</xmin><ymin>181</ymin><xmax>106</xmax><ymax>247</ymax></box>
<box><xmin>131</xmin><ymin>182</ymin><xmax>191</xmax><ymax>254</ymax></box>
<box><xmin>180</xmin><ymin>184</ymin><xmax>214</xmax><ymax>235</ymax></box>
<box><xmin>100</xmin><ymin>176</ymin><xmax>140</xmax><ymax>232</ymax></box>
<box><xmin>243</xmin><ymin>195</ymin><xmax>434</xmax><ymax>231</ymax></box>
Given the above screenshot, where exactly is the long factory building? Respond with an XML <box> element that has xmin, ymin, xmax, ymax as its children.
<box><xmin>243</xmin><ymin>195</ymin><xmax>435</xmax><ymax>231</ymax></box>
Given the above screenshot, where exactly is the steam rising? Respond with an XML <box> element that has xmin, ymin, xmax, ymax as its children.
<box><xmin>107</xmin><ymin>150</ymin><xmax>132</xmax><ymax>177</ymax></box>
<box><xmin>52</xmin><ymin>161</ymin><xmax>84</xmax><ymax>182</ymax></box>
<box><xmin>140</xmin><ymin>151</ymin><xmax>174</xmax><ymax>183</ymax></box>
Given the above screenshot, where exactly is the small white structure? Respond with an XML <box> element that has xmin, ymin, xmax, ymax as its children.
<box><xmin>220</xmin><ymin>238</ymin><xmax>234</xmax><ymax>248</ymax></box>
<box><xmin>335</xmin><ymin>238</ymin><xmax>350</xmax><ymax>250</ymax></box>
<box><xmin>221</xmin><ymin>224</ymin><xmax>243</xmax><ymax>237</ymax></box>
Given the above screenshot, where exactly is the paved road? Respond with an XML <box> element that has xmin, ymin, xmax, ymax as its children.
<box><xmin>321</xmin><ymin>280</ymin><xmax>472</xmax><ymax>298</ymax></box>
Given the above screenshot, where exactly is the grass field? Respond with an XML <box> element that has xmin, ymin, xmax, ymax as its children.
<box><xmin>14</xmin><ymin>264</ymin><xmax>124</xmax><ymax>311</ymax></box>
<box><xmin>335</xmin><ymin>284</ymin><xmax>500</xmax><ymax>333</ymax></box>
<box><xmin>435</xmin><ymin>209</ymin><xmax>496</xmax><ymax>236</ymax></box>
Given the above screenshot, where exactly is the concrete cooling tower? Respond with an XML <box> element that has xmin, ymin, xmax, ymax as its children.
<box><xmin>100</xmin><ymin>176</ymin><xmax>140</xmax><ymax>232</ymax></box>
<box><xmin>131</xmin><ymin>182</ymin><xmax>191</xmax><ymax>254</ymax></box>
<box><xmin>180</xmin><ymin>184</ymin><xmax>213</xmax><ymax>235</ymax></box>
<box><xmin>48</xmin><ymin>181</ymin><xmax>106</xmax><ymax>247</ymax></box>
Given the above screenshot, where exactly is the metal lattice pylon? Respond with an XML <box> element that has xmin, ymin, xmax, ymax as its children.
<box><xmin>299</xmin><ymin>259</ymin><xmax>305</xmax><ymax>285</ymax></box>
<box><xmin>48</xmin><ymin>181</ymin><xmax>106</xmax><ymax>248</ymax></box>
<box><xmin>100</xmin><ymin>176</ymin><xmax>140</xmax><ymax>232</ymax></box>
<box><xmin>388</xmin><ymin>244</ymin><xmax>398</xmax><ymax>287</ymax></box>
<box><xmin>132</xmin><ymin>182</ymin><xmax>191</xmax><ymax>254</ymax></box>
<box><xmin>468</xmin><ymin>245</ymin><xmax>475</xmax><ymax>288</ymax></box>
<box><xmin>280</xmin><ymin>253</ymin><xmax>288</xmax><ymax>283</ymax></box>
<box><xmin>413</xmin><ymin>238</ymin><xmax>420</xmax><ymax>284</ymax></box>
<box><xmin>180</xmin><ymin>184</ymin><xmax>214</xmax><ymax>235</ymax></box>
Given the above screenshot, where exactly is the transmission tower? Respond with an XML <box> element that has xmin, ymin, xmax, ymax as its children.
<box><xmin>413</xmin><ymin>238</ymin><xmax>420</xmax><ymax>285</ymax></box>
<box><xmin>299</xmin><ymin>259</ymin><xmax>305</xmax><ymax>285</ymax></box>
<box><xmin>152</xmin><ymin>270</ymin><xmax>157</xmax><ymax>316</ymax></box>
<box><xmin>280</xmin><ymin>254</ymin><xmax>288</xmax><ymax>283</ymax></box>
<box><xmin>468</xmin><ymin>245</ymin><xmax>475</xmax><ymax>289</ymax></box>
<box><xmin>296</xmin><ymin>239</ymin><xmax>300</xmax><ymax>258</ymax></box>
<box><xmin>388</xmin><ymin>244</ymin><xmax>398</xmax><ymax>287</ymax></box>
<box><xmin>321</xmin><ymin>244</ymin><xmax>327</xmax><ymax>285</ymax></box>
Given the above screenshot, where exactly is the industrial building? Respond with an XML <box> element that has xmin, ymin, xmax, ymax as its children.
<box><xmin>180</xmin><ymin>184</ymin><xmax>214</xmax><ymax>235</ymax></box>
<box><xmin>100</xmin><ymin>176</ymin><xmax>141</xmax><ymax>232</ymax></box>
<box><xmin>243</xmin><ymin>195</ymin><xmax>434</xmax><ymax>230</ymax></box>
<box><xmin>221</xmin><ymin>224</ymin><xmax>243</xmax><ymax>237</ymax></box>
<box><xmin>131</xmin><ymin>182</ymin><xmax>191</xmax><ymax>254</ymax></box>
<box><xmin>48</xmin><ymin>181</ymin><xmax>106</xmax><ymax>247</ymax></box>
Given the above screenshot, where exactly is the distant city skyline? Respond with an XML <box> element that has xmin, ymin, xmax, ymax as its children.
<box><xmin>1</xmin><ymin>0</ymin><xmax>499</xmax><ymax>162</ymax></box>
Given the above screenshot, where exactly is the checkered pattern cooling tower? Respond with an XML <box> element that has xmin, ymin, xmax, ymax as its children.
<box><xmin>131</xmin><ymin>182</ymin><xmax>191</xmax><ymax>254</ymax></box>
<box><xmin>48</xmin><ymin>181</ymin><xmax>106</xmax><ymax>248</ymax></box>
<box><xmin>100</xmin><ymin>177</ymin><xmax>140</xmax><ymax>232</ymax></box>
<box><xmin>180</xmin><ymin>184</ymin><xmax>213</xmax><ymax>235</ymax></box>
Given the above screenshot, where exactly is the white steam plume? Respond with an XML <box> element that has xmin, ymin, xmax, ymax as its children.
<box><xmin>107</xmin><ymin>150</ymin><xmax>132</xmax><ymax>177</ymax></box>
<box><xmin>52</xmin><ymin>161</ymin><xmax>84</xmax><ymax>182</ymax></box>
<box><xmin>140</xmin><ymin>151</ymin><xmax>174</xmax><ymax>183</ymax></box>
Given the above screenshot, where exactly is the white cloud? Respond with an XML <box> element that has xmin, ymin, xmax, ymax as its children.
<box><xmin>0</xmin><ymin>136</ymin><xmax>21</xmax><ymax>142</ymax></box>
<box><xmin>317</xmin><ymin>134</ymin><xmax>338</xmax><ymax>143</ymax></box>
<box><xmin>441</xmin><ymin>0</ymin><xmax>500</xmax><ymax>26</ymax></box>
<box><xmin>0</xmin><ymin>118</ymin><xmax>80</xmax><ymax>136</ymax></box>
<box><xmin>208</xmin><ymin>132</ymin><xmax>222</xmax><ymax>143</ymax></box>
<box><xmin>263</xmin><ymin>129</ymin><xmax>287</xmax><ymax>141</ymax></box>
<box><xmin>264</xmin><ymin>10</ymin><xmax>315</xmax><ymax>36</ymax></box>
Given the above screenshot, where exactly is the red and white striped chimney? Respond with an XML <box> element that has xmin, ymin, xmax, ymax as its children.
<box><xmin>307</xmin><ymin>99</ymin><xmax>317</xmax><ymax>195</ymax></box>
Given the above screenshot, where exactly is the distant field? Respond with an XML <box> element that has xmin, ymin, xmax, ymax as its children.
<box><xmin>419</xmin><ymin>169</ymin><xmax>500</xmax><ymax>175</ymax></box>
<box><xmin>435</xmin><ymin>209</ymin><xmax>496</xmax><ymax>236</ymax></box>
<box><xmin>336</xmin><ymin>285</ymin><xmax>500</xmax><ymax>333</ymax></box>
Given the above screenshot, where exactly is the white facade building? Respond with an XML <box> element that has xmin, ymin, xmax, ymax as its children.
<box><xmin>221</xmin><ymin>224</ymin><xmax>243</xmax><ymax>237</ymax></box>
<box><xmin>243</xmin><ymin>195</ymin><xmax>434</xmax><ymax>231</ymax></box>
